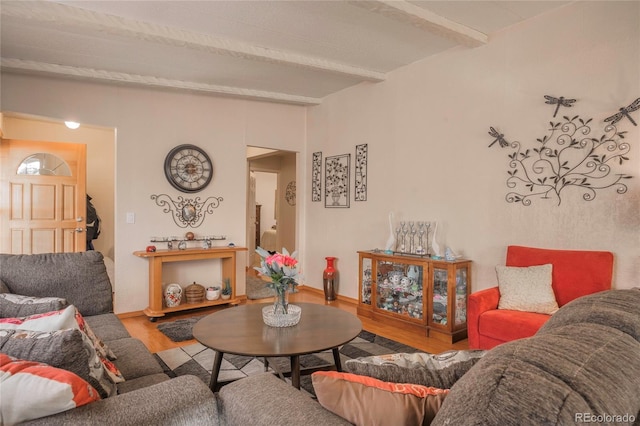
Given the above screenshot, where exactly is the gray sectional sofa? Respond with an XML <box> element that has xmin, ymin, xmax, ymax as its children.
<box><xmin>1</xmin><ymin>251</ymin><xmax>638</xmax><ymax>425</ymax></box>
<box><xmin>0</xmin><ymin>251</ymin><xmax>217</xmax><ymax>425</ymax></box>
<box><xmin>215</xmin><ymin>288</ymin><xmax>640</xmax><ymax>426</ymax></box>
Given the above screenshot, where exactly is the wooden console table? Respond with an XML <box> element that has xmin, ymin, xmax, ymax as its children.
<box><xmin>133</xmin><ymin>247</ymin><xmax>247</xmax><ymax>321</ymax></box>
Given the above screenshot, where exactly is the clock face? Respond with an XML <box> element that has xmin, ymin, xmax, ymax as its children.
<box><xmin>164</xmin><ymin>144</ymin><xmax>213</xmax><ymax>193</ymax></box>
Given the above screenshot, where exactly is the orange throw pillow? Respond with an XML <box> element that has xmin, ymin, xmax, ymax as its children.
<box><xmin>312</xmin><ymin>371</ymin><xmax>448</xmax><ymax>426</ymax></box>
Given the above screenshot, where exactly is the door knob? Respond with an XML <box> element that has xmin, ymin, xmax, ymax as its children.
<box><xmin>76</xmin><ymin>216</ymin><xmax>84</xmax><ymax>222</ymax></box>
<box><xmin>75</xmin><ymin>227</ymin><xmax>85</xmax><ymax>233</ymax></box>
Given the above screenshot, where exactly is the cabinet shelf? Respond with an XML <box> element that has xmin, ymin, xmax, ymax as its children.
<box><xmin>357</xmin><ymin>250</ymin><xmax>471</xmax><ymax>343</ymax></box>
<box><xmin>134</xmin><ymin>247</ymin><xmax>247</xmax><ymax>320</ymax></box>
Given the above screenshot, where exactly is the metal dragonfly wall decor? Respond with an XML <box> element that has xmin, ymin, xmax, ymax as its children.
<box><xmin>488</xmin><ymin>95</ymin><xmax>635</xmax><ymax>206</ymax></box>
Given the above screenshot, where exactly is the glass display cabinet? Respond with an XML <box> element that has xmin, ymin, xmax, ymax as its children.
<box><xmin>358</xmin><ymin>251</ymin><xmax>470</xmax><ymax>343</ymax></box>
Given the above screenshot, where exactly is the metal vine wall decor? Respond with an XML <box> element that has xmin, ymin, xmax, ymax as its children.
<box><xmin>355</xmin><ymin>143</ymin><xmax>368</xmax><ymax>201</ymax></box>
<box><xmin>325</xmin><ymin>153</ymin><xmax>350</xmax><ymax>208</ymax></box>
<box><xmin>151</xmin><ymin>194</ymin><xmax>223</xmax><ymax>228</ymax></box>
<box><xmin>312</xmin><ymin>152</ymin><xmax>322</xmax><ymax>202</ymax></box>
<box><xmin>489</xmin><ymin>95</ymin><xmax>634</xmax><ymax>206</ymax></box>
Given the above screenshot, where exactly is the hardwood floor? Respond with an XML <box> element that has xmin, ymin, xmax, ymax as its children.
<box><xmin>120</xmin><ymin>287</ymin><xmax>469</xmax><ymax>354</ymax></box>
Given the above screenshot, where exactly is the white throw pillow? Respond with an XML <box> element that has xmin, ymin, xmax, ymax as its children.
<box><xmin>496</xmin><ymin>264</ymin><xmax>559</xmax><ymax>315</ymax></box>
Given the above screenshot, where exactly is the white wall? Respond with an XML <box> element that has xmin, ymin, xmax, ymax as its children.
<box><xmin>2</xmin><ymin>1</ymin><xmax>638</xmax><ymax>309</ymax></box>
<box><xmin>305</xmin><ymin>1</ymin><xmax>639</xmax><ymax>298</ymax></box>
<box><xmin>1</xmin><ymin>75</ymin><xmax>306</xmax><ymax>313</ymax></box>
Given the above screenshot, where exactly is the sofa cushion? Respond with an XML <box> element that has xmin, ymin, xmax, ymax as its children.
<box><xmin>0</xmin><ymin>251</ymin><xmax>113</xmax><ymax>316</ymax></box>
<box><xmin>219</xmin><ymin>372</ymin><xmax>351</xmax><ymax>426</ymax></box>
<box><xmin>0</xmin><ymin>328</ymin><xmax>116</xmax><ymax>399</ymax></box>
<box><xmin>84</xmin><ymin>313</ymin><xmax>131</xmax><ymax>342</ymax></box>
<box><xmin>108</xmin><ymin>338</ymin><xmax>165</xmax><ymax>379</ymax></box>
<box><xmin>478</xmin><ymin>309</ymin><xmax>549</xmax><ymax>342</ymax></box>
<box><xmin>538</xmin><ymin>288</ymin><xmax>640</xmax><ymax>341</ymax></box>
<box><xmin>312</xmin><ymin>371</ymin><xmax>448</xmax><ymax>426</ymax></box>
<box><xmin>0</xmin><ymin>293</ymin><xmax>68</xmax><ymax>318</ymax></box>
<box><xmin>0</xmin><ymin>353</ymin><xmax>101</xmax><ymax>425</ymax></box>
<box><xmin>432</xmin><ymin>321</ymin><xmax>640</xmax><ymax>425</ymax></box>
<box><xmin>345</xmin><ymin>350</ymin><xmax>486</xmax><ymax>389</ymax></box>
<box><xmin>496</xmin><ymin>264</ymin><xmax>559</xmax><ymax>314</ymax></box>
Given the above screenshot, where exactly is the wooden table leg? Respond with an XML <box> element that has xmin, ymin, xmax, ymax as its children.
<box><xmin>290</xmin><ymin>355</ymin><xmax>301</xmax><ymax>389</ymax></box>
<box><xmin>332</xmin><ymin>347</ymin><xmax>342</xmax><ymax>372</ymax></box>
<box><xmin>209</xmin><ymin>351</ymin><xmax>224</xmax><ymax>391</ymax></box>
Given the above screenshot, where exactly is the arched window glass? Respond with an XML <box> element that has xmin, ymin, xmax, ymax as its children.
<box><xmin>17</xmin><ymin>153</ymin><xmax>72</xmax><ymax>176</ymax></box>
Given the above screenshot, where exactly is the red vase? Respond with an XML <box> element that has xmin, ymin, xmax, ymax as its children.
<box><xmin>323</xmin><ymin>257</ymin><xmax>338</xmax><ymax>301</ymax></box>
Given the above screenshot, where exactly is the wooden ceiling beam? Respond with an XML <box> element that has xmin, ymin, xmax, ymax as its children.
<box><xmin>350</xmin><ymin>0</ymin><xmax>488</xmax><ymax>48</ymax></box>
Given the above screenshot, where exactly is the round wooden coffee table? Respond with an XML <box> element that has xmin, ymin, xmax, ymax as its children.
<box><xmin>192</xmin><ymin>302</ymin><xmax>362</xmax><ymax>390</ymax></box>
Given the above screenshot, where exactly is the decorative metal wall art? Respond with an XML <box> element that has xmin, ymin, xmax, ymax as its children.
<box><xmin>355</xmin><ymin>143</ymin><xmax>368</xmax><ymax>201</ymax></box>
<box><xmin>285</xmin><ymin>181</ymin><xmax>296</xmax><ymax>206</ymax></box>
<box><xmin>604</xmin><ymin>97</ymin><xmax>640</xmax><ymax>126</ymax></box>
<box><xmin>489</xmin><ymin>95</ymin><xmax>634</xmax><ymax>206</ymax></box>
<box><xmin>488</xmin><ymin>127</ymin><xmax>509</xmax><ymax>148</ymax></box>
<box><xmin>544</xmin><ymin>95</ymin><xmax>576</xmax><ymax>118</ymax></box>
<box><xmin>312</xmin><ymin>152</ymin><xmax>322</xmax><ymax>202</ymax></box>
<box><xmin>151</xmin><ymin>194</ymin><xmax>223</xmax><ymax>227</ymax></box>
<box><xmin>325</xmin><ymin>154</ymin><xmax>350</xmax><ymax>208</ymax></box>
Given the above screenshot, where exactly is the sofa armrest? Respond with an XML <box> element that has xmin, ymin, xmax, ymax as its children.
<box><xmin>23</xmin><ymin>375</ymin><xmax>219</xmax><ymax>426</ymax></box>
<box><xmin>467</xmin><ymin>287</ymin><xmax>500</xmax><ymax>349</ymax></box>
<box><xmin>219</xmin><ymin>373</ymin><xmax>351</xmax><ymax>426</ymax></box>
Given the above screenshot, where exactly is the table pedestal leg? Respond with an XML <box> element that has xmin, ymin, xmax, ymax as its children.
<box><xmin>290</xmin><ymin>355</ymin><xmax>301</xmax><ymax>389</ymax></box>
<box><xmin>209</xmin><ymin>351</ymin><xmax>224</xmax><ymax>391</ymax></box>
<box><xmin>332</xmin><ymin>347</ymin><xmax>343</xmax><ymax>372</ymax></box>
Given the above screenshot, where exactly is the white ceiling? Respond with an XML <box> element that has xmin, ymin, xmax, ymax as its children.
<box><xmin>1</xmin><ymin>1</ymin><xmax>571</xmax><ymax>105</ymax></box>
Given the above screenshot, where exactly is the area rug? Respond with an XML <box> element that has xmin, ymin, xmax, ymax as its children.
<box><xmin>154</xmin><ymin>330</ymin><xmax>420</xmax><ymax>397</ymax></box>
<box><xmin>156</xmin><ymin>316</ymin><xmax>206</xmax><ymax>342</ymax></box>
<box><xmin>245</xmin><ymin>276</ymin><xmax>274</xmax><ymax>300</ymax></box>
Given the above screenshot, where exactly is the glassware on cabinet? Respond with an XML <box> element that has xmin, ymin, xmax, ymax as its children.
<box><xmin>455</xmin><ymin>267</ymin><xmax>468</xmax><ymax>325</ymax></box>
<box><xmin>432</xmin><ymin>268</ymin><xmax>448</xmax><ymax>325</ymax></box>
<box><xmin>375</xmin><ymin>260</ymin><xmax>423</xmax><ymax>320</ymax></box>
<box><xmin>361</xmin><ymin>257</ymin><xmax>372</xmax><ymax>305</ymax></box>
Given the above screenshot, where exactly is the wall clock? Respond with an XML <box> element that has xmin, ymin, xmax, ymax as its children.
<box><xmin>164</xmin><ymin>144</ymin><xmax>213</xmax><ymax>193</ymax></box>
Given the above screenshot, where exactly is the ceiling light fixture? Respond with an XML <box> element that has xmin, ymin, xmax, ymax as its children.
<box><xmin>64</xmin><ymin>121</ymin><xmax>80</xmax><ymax>129</ymax></box>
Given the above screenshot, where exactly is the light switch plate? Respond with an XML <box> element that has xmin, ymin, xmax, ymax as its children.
<box><xmin>126</xmin><ymin>212</ymin><xmax>135</xmax><ymax>224</ymax></box>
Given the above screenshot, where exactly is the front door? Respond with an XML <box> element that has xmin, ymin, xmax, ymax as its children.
<box><xmin>0</xmin><ymin>139</ymin><xmax>87</xmax><ymax>253</ymax></box>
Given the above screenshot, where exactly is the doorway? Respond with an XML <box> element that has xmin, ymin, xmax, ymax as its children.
<box><xmin>246</xmin><ymin>148</ymin><xmax>297</xmax><ymax>269</ymax></box>
<box><xmin>0</xmin><ymin>112</ymin><xmax>116</xmax><ymax>258</ymax></box>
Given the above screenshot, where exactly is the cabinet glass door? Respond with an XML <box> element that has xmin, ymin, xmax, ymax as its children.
<box><xmin>432</xmin><ymin>268</ymin><xmax>448</xmax><ymax>326</ymax></box>
<box><xmin>455</xmin><ymin>267</ymin><xmax>468</xmax><ymax>325</ymax></box>
<box><xmin>376</xmin><ymin>260</ymin><xmax>423</xmax><ymax>320</ymax></box>
<box><xmin>361</xmin><ymin>257</ymin><xmax>372</xmax><ymax>305</ymax></box>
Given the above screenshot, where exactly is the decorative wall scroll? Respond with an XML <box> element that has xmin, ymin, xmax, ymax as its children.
<box><xmin>488</xmin><ymin>95</ymin><xmax>634</xmax><ymax>206</ymax></box>
<box><xmin>285</xmin><ymin>181</ymin><xmax>296</xmax><ymax>206</ymax></box>
<box><xmin>312</xmin><ymin>152</ymin><xmax>322</xmax><ymax>202</ymax></box>
<box><xmin>325</xmin><ymin>154</ymin><xmax>350</xmax><ymax>208</ymax></box>
<box><xmin>355</xmin><ymin>143</ymin><xmax>368</xmax><ymax>201</ymax></box>
<box><xmin>151</xmin><ymin>194</ymin><xmax>223</xmax><ymax>227</ymax></box>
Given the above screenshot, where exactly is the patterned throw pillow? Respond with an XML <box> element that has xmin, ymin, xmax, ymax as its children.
<box><xmin>345</xmin><ymin>350</ymin><xmax>487</xmax><ymax>389</ymax></box>
<box><xmin>0</xmin><ymin>293</ymin><xmax>68</xmax><ymax>318</ymax></box>
<box><xmin>496</xmin><ymin>264</ymin><xmax>559</xmax><ymax>314</ymax></box>
<box><xmin>0</xmin><ymin>305</ymin><xmax>124</xmax><ymax>385</ymax></box>
<box><xmin>0</xmin><ymin>353</ymin><xmax>101</xmax><ymax>424</ymax></box>
<box><xmin>0</xmin><ymin>328</ymin><xmax>116</xmax><ymax>399</ymax></box>
<box><xmin>312</xmin><ymin>371</ymin><xmax>448</xmax><ymax>426</ymax></box>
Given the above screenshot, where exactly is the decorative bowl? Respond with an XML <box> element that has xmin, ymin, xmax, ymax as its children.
<box><xmin>262</xmin><ymin>305</ymin><xmax>301</xmax><ymax>327</ymax></box>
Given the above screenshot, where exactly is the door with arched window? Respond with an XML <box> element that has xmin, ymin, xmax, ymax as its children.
<box><xmin>0</xmin><ymin>139</ymin><xmax>86</xmax><ymax>253</ymax></box>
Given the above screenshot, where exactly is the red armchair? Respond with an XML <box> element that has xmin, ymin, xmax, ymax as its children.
<box><xmin>467</xmin><ymin>245</ymin><xmax>613</xmax><ymax>349</ymax></box>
